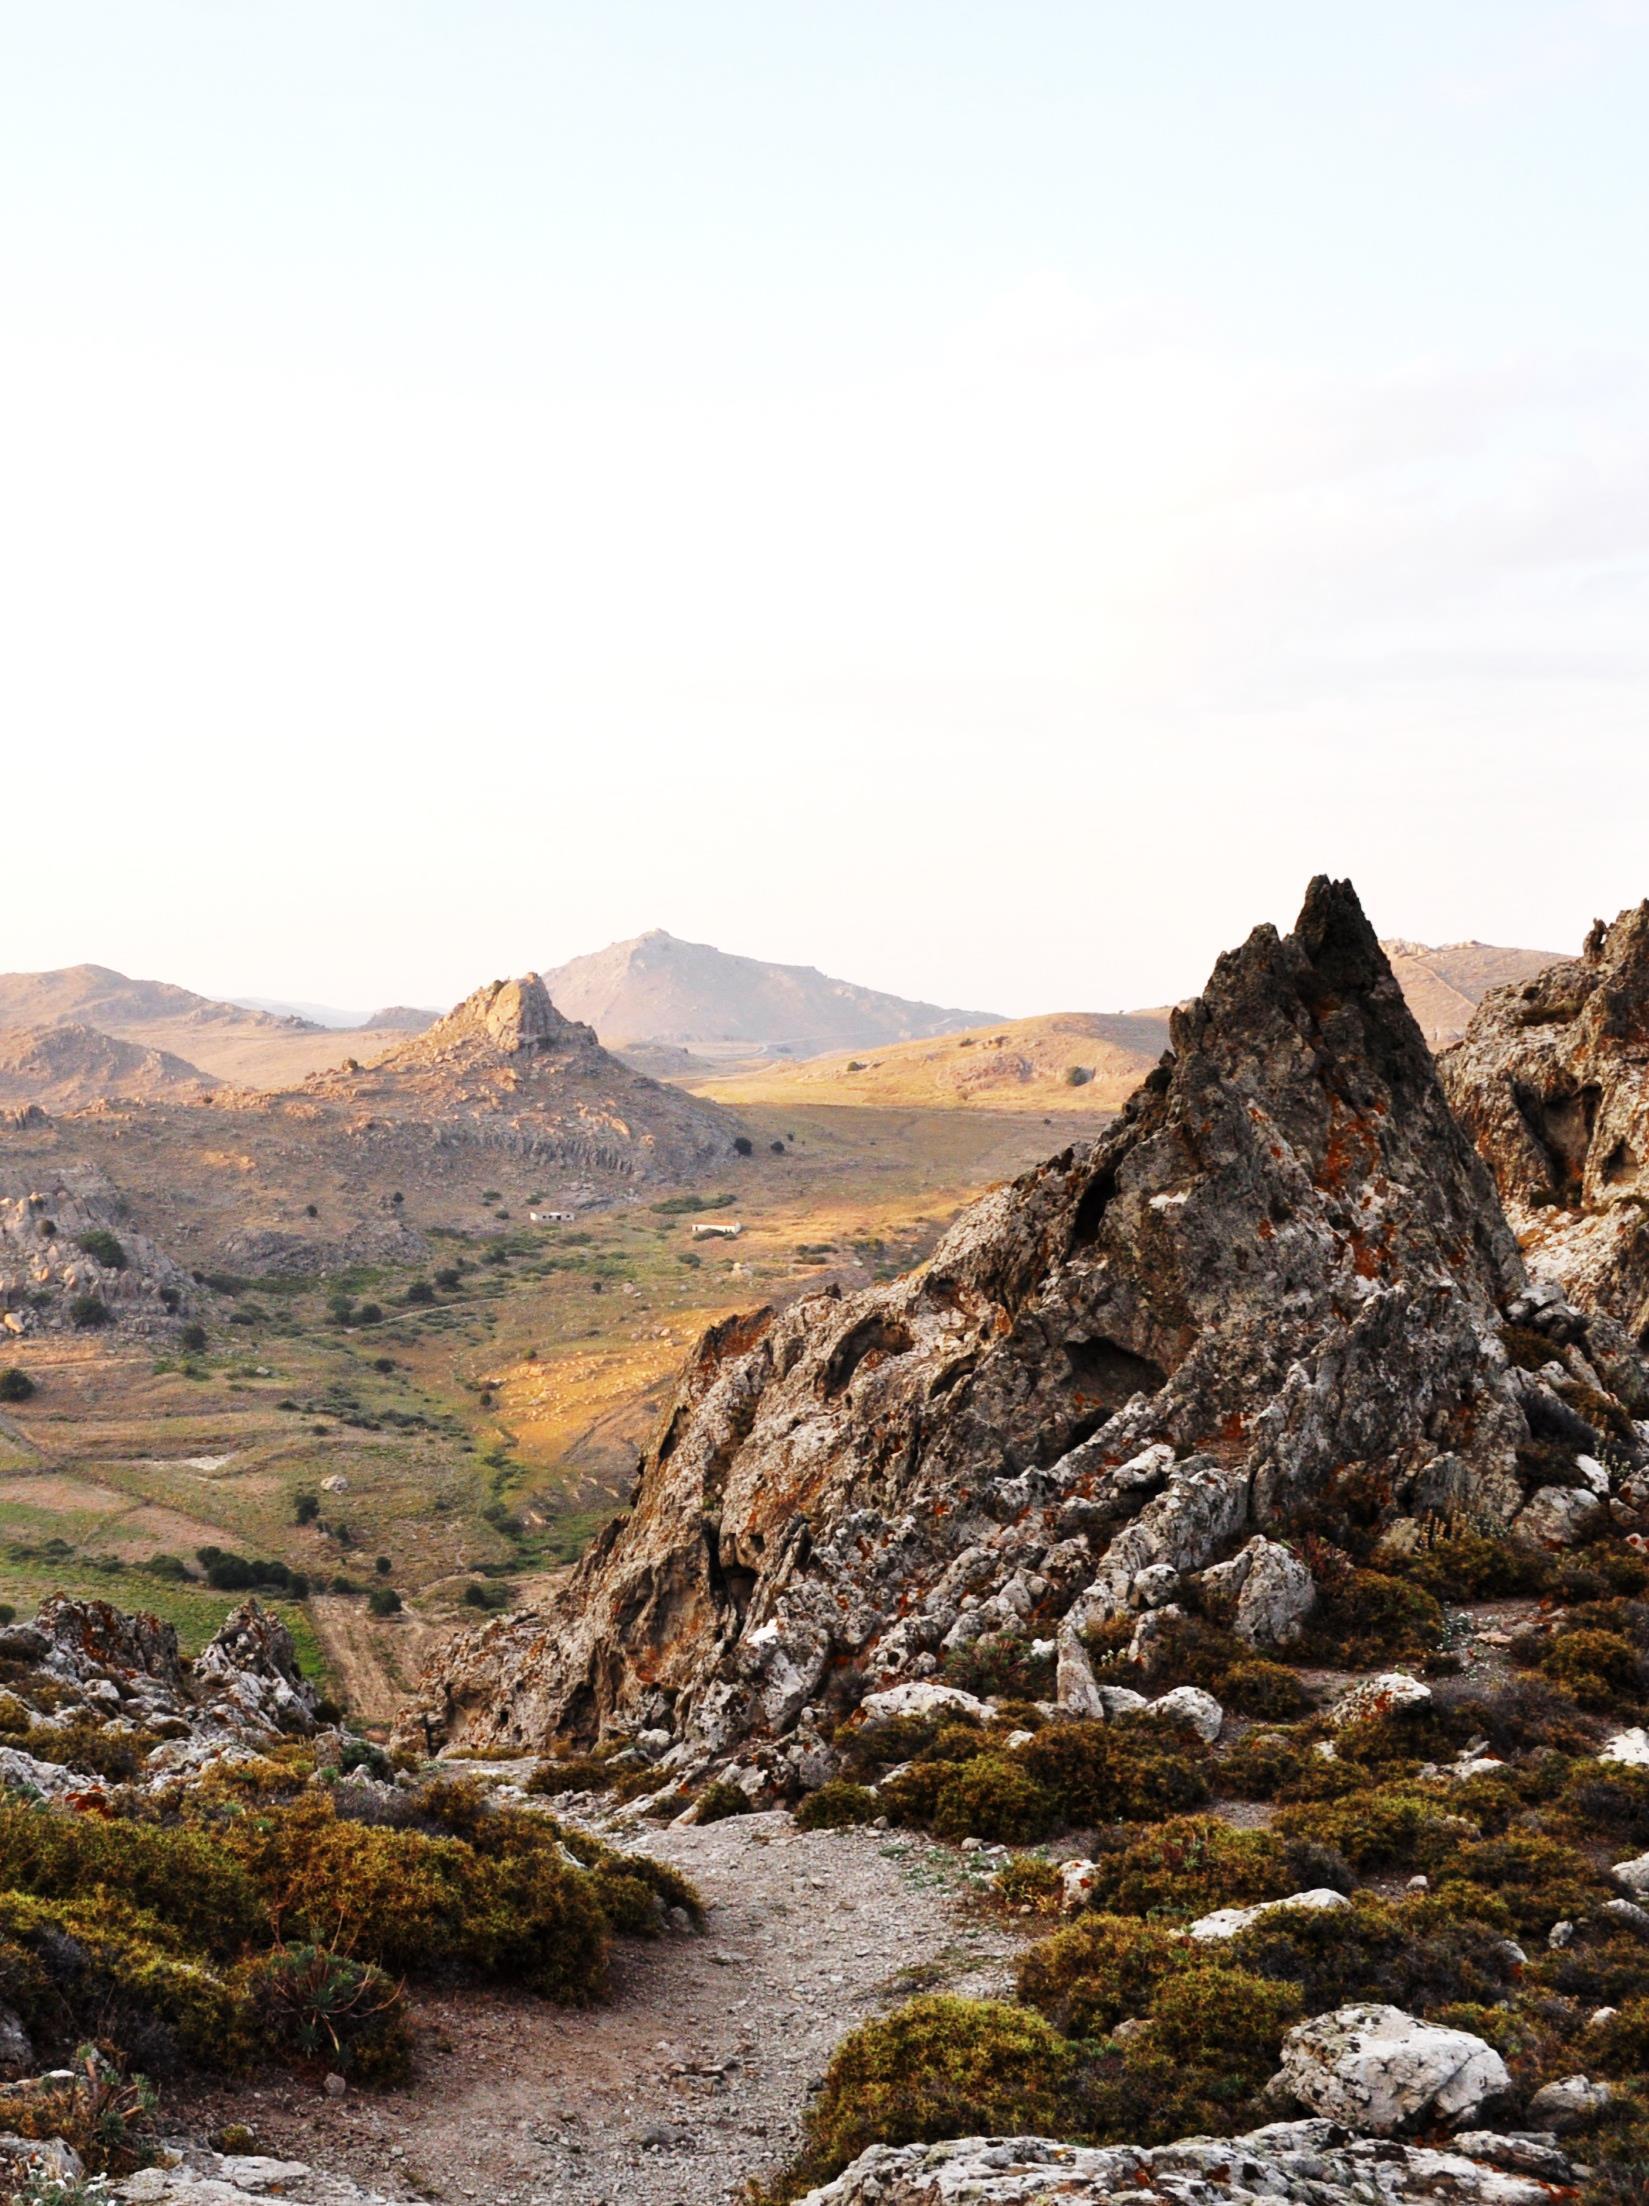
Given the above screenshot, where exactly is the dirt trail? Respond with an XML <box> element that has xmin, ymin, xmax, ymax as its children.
<box><xmin>178</xmin><ymin>1809</ymin><xmax>1020</xmax><ymax>2206</ymax></box>
<box><xmin>307</xmin><ymin>1597</ymin><xmax>439</xmax><ymax>1727</ymax></box>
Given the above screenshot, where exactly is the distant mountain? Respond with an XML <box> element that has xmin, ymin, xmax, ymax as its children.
<box><xmin>545</xmin><ymin>929</ymin><xmax>997</xmax><ymax>1057</ymax></box>
<box><xmin>1380</xmin><ymin>939</ymin><xmax>1563</xmax><ymax>1046</ymax></box>
<box><xmin>362</xmin><ymin>1005</ymin><xmax>440</xmax><ymax>1032</ymax></box>
<box><xmin>0</xmin><ymin>1023</ymin><xmax>219</xmax><ymax>1111</ymax></box>
<box><xmin>231</xmin><ymin>995</ymin><xmax>367</xmax><ymax>1028</ymax></box>
<box><xmin>0</xmin><ymin>964</ymin><xmax>316</xmax><ymax>1036</ymax></box>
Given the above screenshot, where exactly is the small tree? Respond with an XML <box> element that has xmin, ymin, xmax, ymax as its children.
<box><xmin>294</xmin><ymin>1491</ymin><xmax>321</xmax><ymax>1526</ymax></box>
<box><xmin>70</xmin><ymin>1294</ymin><xmax>111</xmax><ymax>1329</ymax></box>
<box><xmin>732</xmin><ymin>1136</ymin><xmax>754</xmax><ymax>1157</ymax></box>
<box><xmin>0</xmin><ymin>1367</ymin><xmax>35</xmax><ymax>1403</ymax></box>
<box><xmin>76</xmin><ymin>1228</ymin><xmax>127</xmax><ymax>1270</ymax></box>
<box><xmin>367</xmin><ymin>1585</ymin><xmax>402</xmax><ymax>1617</ymax></box>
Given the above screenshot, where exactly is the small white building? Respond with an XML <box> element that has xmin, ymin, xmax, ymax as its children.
<box><xmin>690</xmin><ymin>1220</ymin><xmax>743</xmax><ymax>1241</ymax></box>
<box><xmin>529</xmin><ymin>1209</ymin><xmax>576</xmax><ymax>1224</ymax></box>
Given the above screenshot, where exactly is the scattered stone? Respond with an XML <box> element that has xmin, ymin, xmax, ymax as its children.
<box><xmin>1276</xmin><ymin>2003</ymin><xmax>1510</xmax><ymax>2134</ymax></box>
<box><xmin>1142</xmin><ymin>1684</ymin><xmax>1223</xmax><ymax>1742</ymax></box>
<box><xmin>1527</xmin><ymin>2074</ymin><xmax>1613</xmax><ymax>2131</ymax></box>
<box><xmin>1329</xmin><ymin>1672</ymin><xmax>1431</xmax><ymax>1729</ymax></box>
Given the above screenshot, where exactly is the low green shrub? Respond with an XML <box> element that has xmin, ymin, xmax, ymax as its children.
<box><xmin>799</xmin><ymin>1996</ymin><xmax>1082</xmax><ymax>2186</ymax></box>
<box><xmin>931</xmin><ymin>1756</ymin><xmax>1055</xmax><ymax>1845</ymax></box>
<box><xmin>694</xmin><ymin>1779</ymin><xmax>753</xmax><ymax>1825</ymax></box>
<box><xmin>1015</xmin><ymin>1718</ymin><xmax>1212</xmax><ymax>1826</ymax></box>
<box><xmin>1220</xmin><ymin>1661</ymin><xmax>1313</xmax><ymax>1720</ymax></box>
<box><xmin>794</xmin><ymin>1782</ymin><xmax>881</xmax><ymax>1831</ymax></box>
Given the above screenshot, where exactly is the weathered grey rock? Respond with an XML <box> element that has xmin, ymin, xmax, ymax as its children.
<box><xmin>403</xmin><ymin>882</ymin><xmax>1627</xmax><ymax>1764</ymax></box>
<box><xmin>1188</xmin><ymin>1888</ymin><xmax>1349</xmax><ymax>1940</ymax></box>
<box><xmin>1277</xmin><ymin>2003</ymin><xmax>1510</xmax><ymax>2133</ymax></box>
<box><xmin>1144</xmin><ymin>1684</ymin><xmax>1223</xmax><ymax>1742</ymax></box>
<box><xmin>1330</xmin><ymin>1671</ymin><xmax>1432</xmax><ymax>1729</ymax></box>
<box><xmin>0</xmin><ymin>2003</ymin><xmax>32</xmax><ymax>2079</ymax></box>
<box><xmin>858</xmin><ymin>1682</ymin><xmax>989</xmax><ymax>1724</ymax></box>
<box><xmin>1612</xmin><ymin>1849</ymin><xmax>1649</xmax><ymax>1894</ymax></box>
<box><xmin>114</xmin><ymin>2148</ymin><xmax>396</xmax><ymax>2202</ymax></box>
<box><xmin>1526</xmin><ymin>2073</ymin><xmax>1613</xmax><ymax>2130</ymax></box>
<box><xmin>1198</xmin><ymin>1533</ymin><xmax>1317</xmax><ymax>1647</ymax></box>
<box><xmin>1514</xmin><ymin>1482</ymin><xmax>1606</xmax><ymax>1548</ymax></box>
<box><xmin>1443</xmin><ymin>901</ymin><xmax>1649</xmax><ymax>1359</ymax></box>
<box><xmin>798</xmin><ymin>2121</ymin><xmax>1574</xmax><ymax>2205</ymax></box>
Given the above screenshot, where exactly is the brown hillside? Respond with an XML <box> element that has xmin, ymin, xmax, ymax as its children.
<box><xmin>0</xmin><ymin>1023</ymin><xmax>220</xmax><ymax>1111</ymax></box>
<box><xmin>1380</xmin><ymin>938</ymin><xmax>1560</xmax><ymax>1045</ymax></box>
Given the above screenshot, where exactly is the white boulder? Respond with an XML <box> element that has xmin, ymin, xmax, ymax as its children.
<box><xmin>1611</xmin><ymin>1850</ymin><xmax>1649</xmax><ymax>1894</ymax></box>
<box><xmin>859</xmin><ymin>1681</ymin><xmax>989</xmax><ymax>1724</ymax></box>
<box><xmin>1276</xmin><ymin>2003</ymin><xmax>1509</xmax><ymax>2134</ymax></box>
<box><xmin>1188</xmin><ymin>1888</ymin><xmax>1349</xmax><ymax>1941</ymax></box>
<box><xmin>1601</xmin><ymin>1727</ymin><xmax>1649</xmax><ymax>1766</ymax></box>
<box><xmin>1144</xmin><ymin>1685</ymin><xmax>1223</xmax><ymax>1742</ymax></box>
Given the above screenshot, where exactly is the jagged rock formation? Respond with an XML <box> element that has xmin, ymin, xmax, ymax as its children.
<box><xmin>405</xmin><ymin>881</ymin><xmax>1647</xmax><ymax>1769</ymax></box>
<box><xmin>0</xmin><ymin>1595</ymin><xmax>318</xmax><ymax>1794</ymax></box>
<box><xmin>546</xmin><ymin>927</ymin><xmax>997</xmax><ymax>1055</ymax></box>
<box><xmin>0</xmin><ymin>1164</ymin><xmax>196</xmax><ymax>1335</ymax></box>
<box><xmin>0</xmin><ymin>1022</ymin><xmax>220</xmax><ymax>1111</ymax></box>
<box><xmin>1442</xmin><ymin>903</ymin><xmax>1649</xmax><ymax>1353</ymax></box>
<box><xmin>798</xmin><ymin>2123</ymin><xmax>1577</xmax><ymax>2206</ymax></box>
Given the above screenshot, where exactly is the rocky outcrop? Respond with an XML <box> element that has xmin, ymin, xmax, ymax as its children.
<box><xmin>0</xmin><ymin>1596</ymin><xmax>318</xmax><ymax>1787</ymax></box>
<box><xmin>0</xmin><ymin>1166</ymin><xmax>196</xmax><ymax>1336</ymax></box>
<box><xmin>1275</xmin><ymin>2004</ymin><xmax>1510</xmax><ymax>2134</ymax></box>
<box><xmin>1442</xmin><ymin>903</ymin><xmax>1649</xmax><ymax>1354</ymax></box>
<box><xmin>403</xmin><ymin>881</ymin><xmax>1644</xmax><ymax>1771</ymax></box>
<box><xmin>223</xmin><ymin>972</ymin><xmax>739</xmax><ymax>1208</ymax></box>
<box><xmin>798</xmin><ymin>2123</ymin><xmax>1576</xmax><ymax>2206</ymax></box>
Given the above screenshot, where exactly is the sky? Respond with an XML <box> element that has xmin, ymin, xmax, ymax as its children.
<box><xmin>3</xmin><ymin>2</ymin><xmax>1648</xmax><ymax>1019</ymax></box>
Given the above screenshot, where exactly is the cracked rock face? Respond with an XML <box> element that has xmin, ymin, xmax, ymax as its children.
<box><xmin>404</xmin><ymin>879</ymin><xmax>1640</xmax><ymax>1769</ymax></box>
<box><xmin>1442</xmin><ymin>902</ymin><xmax>1649</xmax><ymax>1359</ymax></box>
<box><xmin>1276</xmin><ymin>2004</ymin><xmax>1509</xmax><ymax>2135</ymax></box>
<box><xmin>796</xmin><ymin>2121</ymin><xmax>1575</xmax><ymax>2206</ymax></box>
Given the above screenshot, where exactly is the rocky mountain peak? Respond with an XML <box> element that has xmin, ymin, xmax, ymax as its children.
<box><xmin>405</xmin><ymin>880</ymin><xmax>1641</xmax><ymax>1779</ymax></box>
<box><xmin>405</xmin><ymin>973</ymin><xmax>587</xmax><ymax>1062</ymax></box>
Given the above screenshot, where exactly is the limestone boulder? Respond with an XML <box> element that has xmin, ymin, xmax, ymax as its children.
<box><xmin>1276</xmin><ymin>2003</ymin><xmax>1509</xmax><ymax>2133</ymax></box>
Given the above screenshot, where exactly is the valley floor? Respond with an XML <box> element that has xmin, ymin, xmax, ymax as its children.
<box><xmin>173</xmin><ymin>1808</ymin><xmax>1019</xmax><ymax>2205</ymax></box>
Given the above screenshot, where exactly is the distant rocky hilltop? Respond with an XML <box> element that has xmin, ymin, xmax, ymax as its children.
<box><xmin>0</xmin><ymin>1163</ymin><xmax>199</xmax><ymax>1337</ymax></box>
<box><xmin>0</xmin><ymin>972</ymin><xmax>742</xmax><ymax>1287</ymax></box>
<box><xmin>546</xmin><ymin>927</ymin><xmax>997</xmax><ymax>1057</ymax></box>
<box><xmin>406</xmin><ymin>880</ymin><xmax>1647</xmax><ymax>1774</ymax></box>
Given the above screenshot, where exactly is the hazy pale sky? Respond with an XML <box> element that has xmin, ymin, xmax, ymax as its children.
<box><xmin>4</xmin><ymin>2</ymin><xmax>1648</xmax><ymax>1017</ymax></box>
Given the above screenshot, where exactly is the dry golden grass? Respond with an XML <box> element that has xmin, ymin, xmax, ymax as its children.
<box><xmin>694</xmin><ymin>1012</ymin><xmax>1163</xmax><ymax>1114</ymax></box>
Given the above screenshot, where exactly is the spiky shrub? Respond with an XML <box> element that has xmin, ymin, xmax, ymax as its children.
<box><xmin>0</xmin><ymin>2045</ymin><xmax>154</xmax><ymax>2175</ymax></box>
<box><xmin>238</xmin><ymin>1943</ymin><xmax>410</xmax><ymax>2078</ymax></box>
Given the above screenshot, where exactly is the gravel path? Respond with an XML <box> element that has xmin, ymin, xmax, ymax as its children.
<box><xmin>177</xmin><ymin>1810</ymin><xmax>1022</xmax><ymax>2206</ymax></box>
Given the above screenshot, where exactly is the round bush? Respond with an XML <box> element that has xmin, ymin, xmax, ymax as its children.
<box><xmin>803</xmin><ymin>1995</ymin><xmax>1080</xmax><ymax>2180</ymax></box>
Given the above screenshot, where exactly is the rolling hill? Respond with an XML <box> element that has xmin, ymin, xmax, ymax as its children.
<box><xmin>0</xmin><ymin>965</ymin><xmax>426</xmax><ymax>1091</ymax></box>
<box><xmin>546</xmin><ymin>929</ymin><xmax>996</xmax><ymax>1057</ymax></box>
<box><xmin>0</xmin><ymin>1023</ymin><xmax>219</xmax><ymax>1111</ymax></box>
